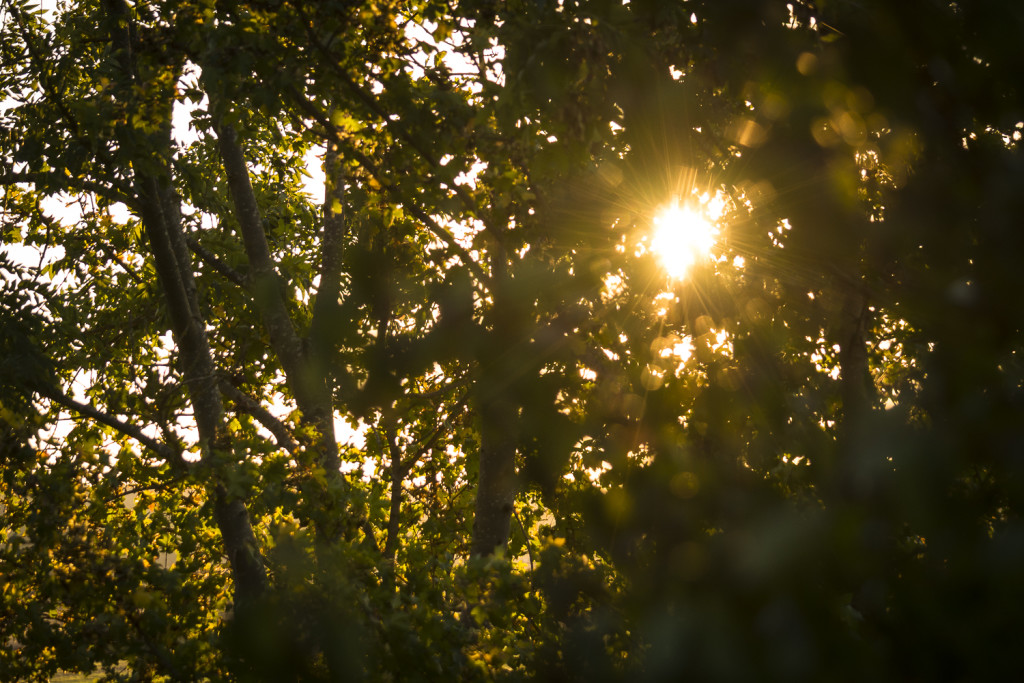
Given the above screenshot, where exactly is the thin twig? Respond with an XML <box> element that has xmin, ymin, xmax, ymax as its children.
<box><xmin>512</xmin><ymin>506</ymin><xmax>534</xmax><ymax>573</ymax></box>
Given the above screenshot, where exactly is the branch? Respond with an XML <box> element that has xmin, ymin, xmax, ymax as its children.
<box><xmin>399</xmin><ymin>390</ymin><xmax>470</xmax><ymax>472</ymax></box>
<box><xmin>219</xmin><ymin>380</ymin><xmax>298</xmax><ymax>454</ymax></box>
<box><xmin>136</xmin><ymin>174</ymin><xmax>226</xmax><ymax>448</ymax></box>
<box><xmin>215</xmin><ymin>123</ymin><xmax>311</xmax><ymax>400</ymax></box>
<box><xmin>298</xmin><ymin>7</ymin><xmax>483</xmax><ymax>217</ymax></box>
<box><xmin>214</xmin><ymin>119</ymin><xmax>341</xmax><ymax>475</ymax></box>
<box><xmin>284</xmin><ymin>87</ymin><xmax>491</xmax><ymax>288</ymax></box>
<box><xmin>307</xmin><ymin>139</ymin><xmax>347</xmax><ymax>364</ymax></box>
<box><xmin>350</xmin><ymin>139</ymin><xmax>487</xmax><ymax>283</ymax></box>
<box><xmin>384</xmin><ymin>390</ymin><xmax>468</xmax><ymax>557</ymax></box>
<box><xmin>228</xmin><ymin>6</ymin><xmax>489</xmax><ymax>283</ymax></box>
<box><xmin>38</xmin><ymin>385</ymin><xmax>184</xmax><ymax>466</ymax></box>
<box><xmin>102</xmin><ymin>0</ymin><xmax>269</xmax><ymax>604</ymax></box>
<box><xmin>8</xmin><ymin>4</ymin><xmax>83</xmax><ymax>140</ymax></box>
<box><xmin>0</xmin><ymin>171</ymin><xmax>136</xmax><ymax>209</ymax></box>
<box><xmin>8</xmin><ymin>2</ymin><xmax>128</xmax><ymax>181</ymax></box>
<box><xmin>384</xmin><ymin>417</ymin><xmax>403</xmax><ymax>558</ymax></box>
<box><xmin>407</xmin><ymin>372</ymin><xmax>472</xmax><ymax>401</ymax></box>
<box><xmin>185</xmin><ymin>235</ymin><xmax>248</xmax><ymax>287</ymax></box>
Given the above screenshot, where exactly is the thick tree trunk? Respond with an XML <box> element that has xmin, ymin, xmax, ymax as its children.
<box><xmin>137</xmin><ymin>175</ymin><xmax>269</xmax><ymax>604</ymax></box>
<box><xmin>471</xmin><ymin>389</ymin><xmax>519</xmax><ymax>556</ymax></box>
<box><xmin>471</xmin><ymin>247</ymin><xmax>520</xmax><ymax>557</ymax></box>
<box><xmin>215</xmin><ymin>118</ymin><xmax>352</xmax><ymax>546</ymax></box>
<box><xmin>102</xmin><ymin>0</ymin><xmax>269</xmax><ymax>606</ymax></box>
<box><xmin>839</xmin><ymin>290</ymin><xmax>872</xmax><ymax>422</ymax></box>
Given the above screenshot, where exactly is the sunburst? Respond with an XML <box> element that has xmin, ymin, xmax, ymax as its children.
<box><xmin>650</xmin><ymin>199</ymin><xmax>719</xmax><ymax>280</ymax></box>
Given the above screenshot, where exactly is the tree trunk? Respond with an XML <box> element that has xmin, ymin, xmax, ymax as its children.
<box><xmin>471</xmin><ymin>389</ymin><xmax>519</xmax><ymax>556</ymax></box>
<box><xmin>136</xmin><ymin>172</ymin><xmax>269</xmax><ymax>605</ymax></box>
<box><xmin>839</xmin><ymin>290</ymin><xmax>872</xmax><ymax>422</ymax></box>
<box><xmin>101</xmin><ymin>0</ymin><xmax>267</xmax><ymax>604</ymax></box>
<box><xmin>214</xmin><ymin>117</ymin><xmax>350</xmax><ymax>545</ymax></box>
<box><xmin>471</xmin><ymin>245</ymin><xmax>520</xmax><ymax>557</ymax></box>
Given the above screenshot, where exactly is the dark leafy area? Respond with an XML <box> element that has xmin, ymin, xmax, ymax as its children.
<box><xmin>2</xmin><ymin>0</ymin><xmax>1023</xmax><ymax>680</ymax></box>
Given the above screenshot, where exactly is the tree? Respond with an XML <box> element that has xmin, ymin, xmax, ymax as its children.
<box><xmin>2</xmin><ymin>0</ymin><xmax>1023</xmax><ymax>680</ymax></box>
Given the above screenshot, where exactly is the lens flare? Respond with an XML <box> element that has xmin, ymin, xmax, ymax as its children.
<box><xmin>650</xmin><ymin>201</ymin><xmax>718</xmax><ymax>279</ymax></box>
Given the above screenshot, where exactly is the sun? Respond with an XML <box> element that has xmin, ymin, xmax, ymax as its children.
<box><xmin>650</xmin><ymin>199</ymin><xmax>719</xmax><ymax>279</ymax></box>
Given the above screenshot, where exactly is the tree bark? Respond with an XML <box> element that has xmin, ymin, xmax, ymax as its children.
<box><xmin>216</xmin><ymin>123</ymin><xmax>342</xmax><ymax>478</ymax></box>
<box><xmin>213</xmin><ymin>110</ymin><xmax>354</xmax><ymax>545</ymax></box>
<box><xmin>471</xmin><ymin>388</ymin><xmax>519</xmax><ymax>556</ymax></box>
<box><xmin>136</xmin><ymin>173</ymin><xmax>269</xmax><ymax>605</ymax></box>
<box><xmin>101</xmin><ymin>0</ymin><xmax>267</xmax><ymax>604</ymax></box>
<box><xmin>470</xmin><ymin>243</ymin><xmax>520</xmax><ymax>557</ymax></box>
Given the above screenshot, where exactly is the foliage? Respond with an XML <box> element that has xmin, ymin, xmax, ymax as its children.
<box><xmin>2</xmin><ymin>0</ymin><xmax>1023</xmax><ymax>680</ymax></box>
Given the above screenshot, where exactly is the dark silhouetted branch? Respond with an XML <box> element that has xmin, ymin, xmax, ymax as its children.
<box><xmin>39</xmin><ymin>385</ymin><xmax>183</xmax><ymax>466</ymax></box>
<box><xmin>219</xmin><ymin>380</ymin><xmax>299</xmax><ymax>454</ymax></box>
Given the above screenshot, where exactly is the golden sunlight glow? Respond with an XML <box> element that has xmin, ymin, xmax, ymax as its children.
<box><xmin>650</xmin><ymin>198</ymin><xmax>719</xmax><ymax>279</ymax></box>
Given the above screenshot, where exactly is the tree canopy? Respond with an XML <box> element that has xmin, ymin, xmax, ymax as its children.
<box><xmin>2</xmin><ymin>0</ymin><xmax>1023</xmax><ymax>680</ymax></box>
